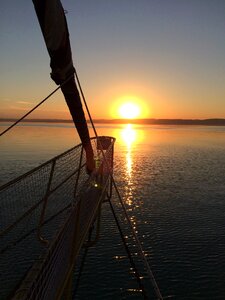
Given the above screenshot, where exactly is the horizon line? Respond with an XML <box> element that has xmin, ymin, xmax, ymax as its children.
<box><xmin>0</xmin><ymin>117</ymin><xmax>225</xmax><ymax>126</ymax></box>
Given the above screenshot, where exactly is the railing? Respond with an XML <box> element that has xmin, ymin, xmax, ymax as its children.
<box><xmin>0</xmin><ymin>136</ymin><xmax>115</xmax><ymax>300</ymax></box>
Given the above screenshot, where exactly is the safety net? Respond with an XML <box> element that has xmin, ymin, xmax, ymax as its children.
<box><xmin>0</xmin><ymin>136</ymin><xmax>115</xmax><ymax>300</ymax></box>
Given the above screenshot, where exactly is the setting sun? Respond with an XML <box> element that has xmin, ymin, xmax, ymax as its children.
<box><xmin>119</xmin><ymin>102</ymin><xmax>141</xmax><ymax>119</ymax></box>
<box><xmin>110</xmin><ymin>95</ymin><xmax>150</xmax><ymax>119</ymax></box>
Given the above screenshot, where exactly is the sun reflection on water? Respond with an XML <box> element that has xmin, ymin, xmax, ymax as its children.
<box><xmin>119</xmin><ymin>124</ymin><xmax>143</xmax><ymax>207</ymax></box>
<box><xmin>121</xmin><ymin>124</ymin><xmax>137</xmax><ymax>148</ymax></box>
<box><xmin>121</xmin><ymin>124</ymin><xmax>137</xmax><ymax>178</ymax></box>
<box><xmin>121</xmin><ymin>124</ymin><xmax>135</xmax><ymax>178</ymax></box>
<box><xmin>111</xmin><ymin>124</ymin><xmax>144</xmax><ymax>209</ymax></box>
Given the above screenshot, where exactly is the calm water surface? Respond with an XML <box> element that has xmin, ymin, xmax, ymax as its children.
<box><xmin>0</xmin><ymin>122</ymin><xmax>225</xmax><ymax>299</ymax></box>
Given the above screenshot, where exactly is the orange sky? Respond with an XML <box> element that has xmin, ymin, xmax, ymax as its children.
<box><xmin>1</xmin><ymin>1</ymin><xmax>225</xmax><ymax>120</ymax></box>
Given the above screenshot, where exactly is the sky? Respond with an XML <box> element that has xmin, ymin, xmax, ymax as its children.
<box><xmin>0</xmin><ymin>0</ymin><xmax>225</xmax><ymax>120</ymax></box>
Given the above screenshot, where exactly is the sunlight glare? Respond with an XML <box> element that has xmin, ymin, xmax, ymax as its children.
<box><xmin>121</xmin><ymin>124</ymin><xmax>137</xmax><ymax>147</ymax></box>
<box><xmin>119</xmin><ymin>102</ymin><xmax>140</xmax><ymax>119</ymax></box>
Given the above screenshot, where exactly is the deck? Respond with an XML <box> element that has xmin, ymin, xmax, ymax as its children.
<box><xmin>0</xmin><ymin>136</ymin><xmax>115</xmax><ymax>299</ymax></box>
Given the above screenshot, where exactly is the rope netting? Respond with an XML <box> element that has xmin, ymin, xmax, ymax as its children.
<box><xmin>0</xmin><ymin>66</ymin><xmax>163</xmax><ymax>299</ymax></box>
<box><xmin>0</xmin><ymin>136</ymin><xmax>115</xmax><ymax>300</ymax></box>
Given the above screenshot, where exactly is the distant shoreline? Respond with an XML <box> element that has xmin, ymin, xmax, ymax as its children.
<box><xmin>1</xmin><ymin>118</ymin><xmax>225</xmax><ymax>126</ymax></box>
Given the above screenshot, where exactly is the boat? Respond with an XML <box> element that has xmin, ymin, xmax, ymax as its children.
<box><xmin>0</xmin><ymin>0</ymin><xmax>163</xmax><ymax>298</ymax></box>
<box><xmin>0</xmin><ymin>136</ymin><xmax>116</xmax><ymax>299</ymax></box>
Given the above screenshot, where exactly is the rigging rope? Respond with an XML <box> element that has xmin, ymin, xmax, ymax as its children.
<box><xmin>73</xmin><ymin>69</ymin><xmax>164</xmax><ymax>300</ymax></box>
<box><xmin>109</xmin><ymin>200</ymin><xmax>148</xmax><ymax>299</ymax></box>
<box><xmin>0</xmin><ymin>74</ymin><xmax>73</xmax><ymax>137</ymax></box>
<box><xmin>0</xmin><ymin>67</ymin><xmax>163</xmax><ymax>299</ymax></box>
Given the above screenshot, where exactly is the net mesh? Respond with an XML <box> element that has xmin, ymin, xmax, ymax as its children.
<box><xmin>0</xmin><ymin>136</ymin><xmax>115</xmax><ymax>300</ymax></box>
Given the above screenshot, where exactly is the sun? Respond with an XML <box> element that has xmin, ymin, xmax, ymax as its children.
<box><xmin>119</xmin><ymin>102</ymin><xmax>141</xmax><ymax>119</ymax></box>
<box><xmin>110</xmin><ymin>95</ymin><xmax>149</xmax><ymax>119</ymax></box>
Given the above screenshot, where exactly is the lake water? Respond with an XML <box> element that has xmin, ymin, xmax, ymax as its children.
<box><xmin>1</xmin><ymin>122</ymin><xmax>225</xmax><ymax>299</ymax></box>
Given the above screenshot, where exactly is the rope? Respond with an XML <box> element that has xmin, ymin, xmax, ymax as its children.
<box><xmin>74</xmin><ymin>69</ymin><xmax>99</xmax><ymax>139</ymax></box>
<box><xmin>0</xmin><ymin>203</ymin><xmax>71</xmax><ymax>256</ymax></box>
<box><xmin>112</xmin><ymin>182</ymin><xmax>163</xmax><ymax>300</ymax></box>
<box><xmin>109</xmin><ymin>200</ymin><xmax>148</xmax><ymax>299</ymax></box>
<box><xmin>0</xmin><ymin>64</ymin><xmax>163</xmax><ymax>299</ymax></box>
<box><xmin>0</xmin><ymin>75</ymin><xmax>73</xmax><ymax>137</ymax></box>
<box><xmin>74</xmin><ymin>68</ymin><xmax>164</xmax><ymax>300</ymax></box>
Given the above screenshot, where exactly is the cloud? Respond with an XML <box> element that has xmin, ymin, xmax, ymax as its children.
<box><xmin>16</xmin><ymin>101</ymin><xmax>33</xmax><ymax>105</ymax></box>
<box><xmin>7</xmin><ymin>101</ymin><xmax>34</xmax><ymax>110</ymax></box>
<box><xmin>9</xmin><ymin>105</ymin><xmax>27</xmax><ymax>110</ymax></box>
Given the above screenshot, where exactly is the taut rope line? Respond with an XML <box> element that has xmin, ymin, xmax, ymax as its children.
<box><xmin>0</xmin><ymin>68</ymin><xmax>163</xmax><ymax>299</ymax></box>
<box><xmin>74</xmin><ymin>68</ymin><xmax>163</xmax><ymax>300</ymax></box>
<box><xmin>0</xmin><ymin>74</ymin><xmax>73</xmax><ymax>137</ymax></box>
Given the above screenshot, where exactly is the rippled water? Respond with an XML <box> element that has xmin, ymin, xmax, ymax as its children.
<box><xmin>1</xmin><ymin>122</ymin><xmax>225</xmax><ymax>299</ymax></box>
